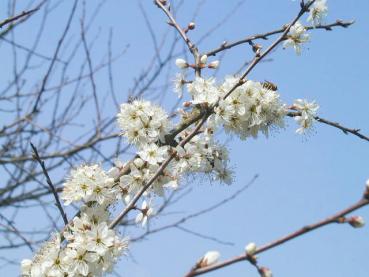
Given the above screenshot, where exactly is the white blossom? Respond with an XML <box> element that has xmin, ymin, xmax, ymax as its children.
<box><xmin>135</xmin><ymin>200</ymin><xmax>154</xmax><ymax>226</ymax></box>
<box><xmin>63</xmin><ymin>246</ymin><xmax>98</xmax><ymax>276</ymax></box>
<box><xmin>187</xmin><ymin>77</ymin><xmax>221</xmax><ymax>105</ymax></box>
<box><xmin>307</xmin><ymin>0</ymin><xmax>328</xmax><ymax>26</ymax></box>
<box><xmin>86</xmin><ymin>222</ymin><xmax>115</xmax><ymax>255</ymax></box>
<box><xmin>173</xmin><ymin>73</ymin><xmax>186</xmax><ymax>97</ymax></box>
<box><xmin>138</xmin><ymin>144</ymin><xmax>169</xmax><ymax>165</ymax></box>
<box><xmin>283</xmin><ymin>21</ymin><xmax>310</xmax><ymax>55</ymax></box>
<box><xmin>293</xmin><ymin>99</ymin><xmax>319</xmax><ymax>134</ymax></box>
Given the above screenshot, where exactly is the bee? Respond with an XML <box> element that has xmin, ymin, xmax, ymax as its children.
<box><xmin>262</xmin><ymin>80</ymin><xmax>278</xmax><ymax>91</ymax></box>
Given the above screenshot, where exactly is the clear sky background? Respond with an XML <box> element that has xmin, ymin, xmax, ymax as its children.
<box><xmin>1</xmin><ymin>1</ymin><xmax>369</xmax><ymax>276</ymax></box>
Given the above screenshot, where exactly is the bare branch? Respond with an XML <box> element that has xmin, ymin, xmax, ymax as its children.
<box><xmin>184</xmin><ymin>195</ymin><xmax>369</xmax><ymax>276</ymax></box>
<box><xmin>0</xmin><ymin>7</ymin><xmax>39</xmax><ymax>29</ymax></box>
<box><xmin>29</xmin><ymin>143</ymin><xmax>68</xmax><ymax>225</ymax></box>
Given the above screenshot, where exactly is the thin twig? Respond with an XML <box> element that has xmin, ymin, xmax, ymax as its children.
<box><xmin>154</xmin><ymin>0</ymin><xmax>196</xmax><ymax>54</ymax></box>
<box><xmin>184</xmin><ymin>196</ymin><xmax>369</xmax><ymax>276</ymax></box>
<box><xmin>0</xmin><ymin>7</ymin><xmax>39</xmax><ymax>28</ymax></box>
<box><xmin>287</xmin><ymin>112</ymin><xmax>369</xmax><ymax>142</ymax></box>
<box><xmin>205</xmin><ymin>20</ymin><xmax>354</xmax><ymax>57</ymax></box>
<box><xmin>30</xmin><ymin>143</ymin><xmax>68</xmax><ymax>225</ymax></box>
<box><xmin>154</xmin><ymin>0</ymin><xmax>201</xmax><ymax>76</ymax></box>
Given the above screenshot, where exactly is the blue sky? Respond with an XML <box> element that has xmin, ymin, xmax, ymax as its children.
<box><xmin>1</xmin><ymin>0</ymin><xmax>369</xmax><ymax>276</ymax></box>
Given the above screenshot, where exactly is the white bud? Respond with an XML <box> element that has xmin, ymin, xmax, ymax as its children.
<box><xmin>108</xmin><ymin>167</ymin><xmax>120</xmax><ymax>178</ymax></box>
<box><xmin>245</xmin><ymin>242</ymin><xmax>257</xmax><ymax>255</ymax></box>
<box><xmin>208</xmin><ymin>60</ymin><xmax>220</xmax><ymax>69</ymax></box>
<box><xmin>200</xmin><ymin>54</ymin><xmax>208</xmax><ymax>64</ymax></box>
<box><xmin>134</xmin><ymin>158</ymin><xmax>144</xmax><ymax>168</ymax></box>
<box><xmin>21</xmin><ymin>259</ymin><xmax>32</xmax><ymax>274</ymax></box>
<box><xmin>123</xmin><ymin>194</ymin><xmax>131</xmax><ymax>205</ymax></box>
<box><xmin>366</xmin><ymin>179</ymin><xmax>369</xmax><ymax>189</ymax></box>
<box><xmin>105</xmin><ymin>177</ymin><xmax>115</xmax><ymax>186</ymax></box>
<box><xmin>201</xmin><ymin>251</ymin><xmax>220</xmax><ymax>267</ymax></box>
<box><xmin>260</xmin><ymin>267</ymin><xmax>273</xmax><ymax>277</ymax></box>
<box><xmin>175</xmin><ymin>58</ymin><xmax>188</xmax><ymax>69</ymax></box>
<box><xmin>188</xmin><ymin>22</ymin><xmax>196</xmax><ymax>30</ymax></box>
<box><xmin>349</xmin><ymin>216</ymin><xmax>365</xmax><ymax>228</ymax></box>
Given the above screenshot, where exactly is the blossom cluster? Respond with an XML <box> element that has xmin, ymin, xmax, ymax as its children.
<box><xmin>21</xmin><ymin>221</ymin><xmax>128</xmax><ymax>277</ymax></box>
<box><xmin>176</xmin><ymin>74</ymin><xmax>318</xmax><ymax>136</ymax></box>
<box><xmin>210</xmin><ymin>77</ymin><xmax>287</xmax><ymax>139</ymax></box>
<box><xmin>117</xmin><ymin>100</ymin><xmax>171</xmax><ymax>147</ymax></box>
<box><xmin>22</xmin><ymin>165</ymin><xmax>129</xmax><ymax>277</ymax></box>
<box><xmin>117</xmin><ymin>129</ymin><xmax>233</xmax><ymax>198</ymax></box>
<box><xmin>61</xmin><ymin>164</ymin><xmax>116</xmax><ymax>206</ymax></box>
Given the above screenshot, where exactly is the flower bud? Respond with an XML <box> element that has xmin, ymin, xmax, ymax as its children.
<box><xmin>348</xmin><ymin>216</ymin><xmax>365</xmax><ymax>228</ymax></box>
<box><xmin>260</xmin><ymin>267</ymin><xmax>273</xmax><ymax>277</ymax></box>
<box><xmin>200</xmin><ymin>251</ymin><xmax>220</xmax><ymax>267</ymax></box>
<box><xmin>108</xmin><ymin>167</ymin><xmax>120</xmax><ymax>179</ymax></box>
<box><xmin>183</xmin><ymin>101</ymin><xmax>192</xmax><ymax>107</ymax></box>
<box><xmin>245</xmin><ymin>242</ymin><xmax>257</xmax><ymax>256</ymax></box>
<box><xmin>200</xmin><ymin>55</ymin><xmax>208</xmax><ymax>64</ymax></box>
<box><xmin>134</xmin><ymin>158</ymin><xmax>144</xmax><ymax>168</ymax></box>
<box><xmin>175</xmin><ymin>58</ymin><xmax>188</xmax><ymax>69</ymax></box>
<box><xmin>208</xmin><ymin>60</ymin><xmax>220</xmax><ymax>69</ymax></box>
<box><xmin>21</xmin><ymin>259</ymin><xmax>32</xmax><ymax>274</ymax></box>
<box><xmin>365</xmin><ymin>179</ymin><xmax>369</xmax><ymax>198</ymax></box>
<box><xmin>188</xmin><ymin>22</ymin><xmax>196</xmax><ymax>30</ymax></box>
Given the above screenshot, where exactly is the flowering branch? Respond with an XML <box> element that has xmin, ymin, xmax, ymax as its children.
<box><xmin>205</xmin><ymin>19</ymin><xmax>354</xmax><ymax>57</ymax></box>
<box><xmin>184</xmin><ymin>187</ymin><xmax>369</xmax><ymax>277</ymax></box>
<box><xmin>18</xmin><ymin>1</ymin><xmax>369</xmax><ymax>276</ymax></box>
<box><xmin>109</xmin><ymin>0</ymin><xmax>317</xmax><ymax>233</ymax></box>
<box><xmin>65</xmin><ymin>0</ymin><xmax>318</xmax><ymax>241</ymax></box>
<box><xmin>109</xmin><ymin>114</ymin><xmax>209</xmax><ymax>229</ymax></box>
